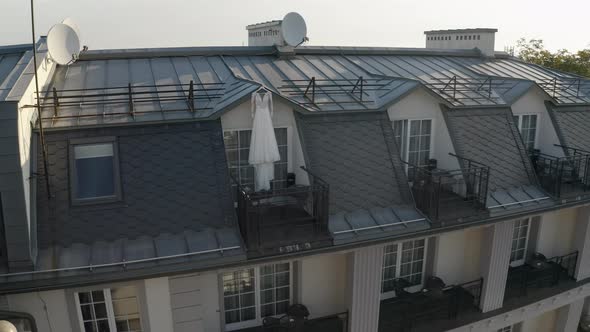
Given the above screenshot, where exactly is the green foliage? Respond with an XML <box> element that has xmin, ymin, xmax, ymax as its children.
<box><xmin>515</xmin><ymin>38</ymin><xmax>590</xmax><ymax>77</ymax></box>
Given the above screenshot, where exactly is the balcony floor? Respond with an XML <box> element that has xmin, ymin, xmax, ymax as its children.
<box><xmin>235</xmin><ymin>314</ymin><xmax>347</xmax><ymax>332</ymax></box>
<box><xmin>433</xmin><ymin>190</ymin><xmax>488</xmax><ymax>225</ymax></box>
<box><xmin>378</xmin><ymin>287</ymin><xmax>480</xmax><ymax>332</ymax></box>
<box><xmin>248</xmin><ymin>204</ymin><xmax>332</xmax><ymax>257</ymax></box>
<box><xmin>504</xmin><ymin>264</ymin><xmax>576</xmax><ymax>302</ymax></box>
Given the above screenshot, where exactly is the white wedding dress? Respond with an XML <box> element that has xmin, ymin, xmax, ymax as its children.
<box><xmin>249</xmin><ymin>91</ymin><xmax>280</xmax><ymax>191</ymax></box>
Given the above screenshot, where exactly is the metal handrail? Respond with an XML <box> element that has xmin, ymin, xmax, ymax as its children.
<box><xmin>0</xmin><ymin>245</ymin><xmax>241</xmax><ymax>278</ymax></box>
<box><xmin>530</xmin><ymin>148</ymin><xmax>590</xmax><ymax>197</ymax></box>
<box><xmin>556</xmin><ymin>144</ymin><xmax>590</xmax><ymax>156</ymax></box>
<box><xmin>449</xmin><ymin>153</ymin><xmax>489</xmax><ymax>169</ymax></box>
<box><xmin>399</xmin><ymin>159</ymin><xmax>489</xmax><ymax>175</ymax></box>
<box><xmin>300</xmin><ymin>166</ymin><xmax>329</xmax><ymax>187</ymax></box>
<box><xmin>401</xmin><ymin>158</ymin><xmax>489</xmax><ymax>221</ymax></box>
<box><xmin>231</xmin><ymin>169</ymin><xmax>330</xmax><ymax>251</ymax></box>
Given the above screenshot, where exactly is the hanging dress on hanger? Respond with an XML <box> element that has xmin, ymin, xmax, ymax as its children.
<box><xmin>249</xmin><ymin>91</ymin><xmax>280</xmax><ymax>191</ymax></box>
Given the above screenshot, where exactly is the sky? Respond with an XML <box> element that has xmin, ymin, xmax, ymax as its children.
<box><xmin>1</xmin><ymin>0</ymin><xmax>589</xmax><ymax>52</ymax></box>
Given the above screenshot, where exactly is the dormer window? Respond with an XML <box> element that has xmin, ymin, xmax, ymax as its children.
<box><xmin>70</xmin><ymin>137</ymin><xmax>122</xmax><ymax>204</ymax></box>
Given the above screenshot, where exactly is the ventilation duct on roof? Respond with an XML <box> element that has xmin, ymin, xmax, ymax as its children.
<box><xmin>246</xmin><ymin>12</ymin><xmax>308</xmax><ymax>48</ymax></box>
<box><xmin>424</xmin><ymin>28</ymin><xmax>498</xmax><ymax>57</ymax></box>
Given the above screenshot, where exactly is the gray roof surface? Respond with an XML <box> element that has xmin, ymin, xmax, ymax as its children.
<box><xmin>0</xmin><ymin>44</ymin><xmax>31</xmax><ymax>101</ymax></box>
<box><xmin>296</xmin><ymin>111</ymin><xmax>413</xmax><ymax>213</ymax></box>
<box><xmin>33</xmin><ymin>46</ymin><xmax>590</xmax><ymax>129</ymax></box>
<box><xmin>453</xmin><ymin>57</ymin><xmax>590</xmax><ymax>104</ymax></box>
<box><xmin>486</xmin><ymin>186</ymin><xmax>553</xmax><ymax>217</ymax></box>
<box><xmin>36</xmin><ymin>121</ymin><xmax>238</xmax><ymax>248</ymax></box>
<box><xmin>442</xmin><ymin>107</ymin><xmax>537</xmax><ymax>191</ymax></box>
<box><xmin>329</xmin><ymin>205</ymin><xmax>429</xmax><ymax>245</ymax></box>
<box><xmin>346</xmin><ymin>54</ymin><xmax>534</xmax><ymax>107</ymax></box>
<box><xmin>295</xmin><ymin>111</ymin><xmax>427</xmax><ymax>242</ymax></box>
<box><xmin>223</xmin><ymin>55</ymin><xmax>419</xmax><ymax>111</ymax></box>
<box><xmin>42</xmin><ymin>56</ymin><xmax>258</xmax><ymax>128</ymax></box>
<box><xmin>545</xmin><ymin>104</ymin><xmax>590</xmax><ymax>152</ymax></box>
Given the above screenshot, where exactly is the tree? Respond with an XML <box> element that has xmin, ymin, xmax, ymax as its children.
<box><xmin>514</xmin><ymin>38</ymin><xmax>590</xmax><ymax>77</ymax></box>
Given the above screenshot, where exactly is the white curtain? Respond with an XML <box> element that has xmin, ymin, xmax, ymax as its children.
<box><xmin>249</xmin><ymin>91</ymin><xmax>280</xmax><ymax>191</ymax></box>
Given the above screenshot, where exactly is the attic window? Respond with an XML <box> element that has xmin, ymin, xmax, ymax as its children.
<box><xmin>70</xmin><ymin>137</ymin><xmax>121</xmax><ymax>204</ymax></box>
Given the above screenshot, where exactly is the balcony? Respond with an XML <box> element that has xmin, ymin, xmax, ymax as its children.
<box><xmin>505</xmin><ymin>251</ymin><xmax>579</xmax><ymax>300</ymax></box>
<box><xmin>379</xmin><ymin>277</ymin><xmax>483</xmax><ymax>332</ymax></box>
<box><xmin>236</xmin><ymin>312</ymin><xmax>348</xmax><ymax>332</ymax></box>
<box><xmin>405</xmin><ymin>154</ymin><xmax>490</xmax><ymax>223</ymax></box>
<box><xmin>234</xmin><ymin>167</ymin><xmax>331</xmax><ymax>256</ymax></box>
<box><xmin>530</xmin><ymin>146</ymin><xmax>590</xmax><ymax>198</ymax></box>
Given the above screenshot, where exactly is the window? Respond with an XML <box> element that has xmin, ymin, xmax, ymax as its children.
<box><xmin>70</xmin><ymin>138</ymin><xmax>121</xmax><ymax>204</ymax></box>
<box><xmin>393</xmin><ymin>119</ymin><xmax>433</xmax><ymax>176</ymax></box>
<box><xmin>223</xmin><ymin>262</ymin><xmax>292</xmax><ymax>330</ymax></box>
<box><xmin>223</xmin><ymin>128</ymin><xmax>288</xmax><ymax>191</ymax></box>
<box><xmin>75</xmin><ymin>287</ymin><xmax>142</xmax><ymax>332</ymax></box>
<box><xmin>498</xmin><ymin>326</ymin><xmax>513</xmax><ymax>332</ymax></box>
<box><xmin>510</xmin><ymin>219</ymin><xmax>531</xmax><ymax>266</ymax></box>
<box><xmin>513</xmin><ymin>114</ymin><xmax>538</xmax><ymax>151</ymax></box>
<box><xmin>381</xmin><ymin>239</ymin><xmax>427</xmax><ymax>298</ymax></box>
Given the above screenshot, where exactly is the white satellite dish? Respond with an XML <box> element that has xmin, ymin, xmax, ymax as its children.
<box><xmin>62</xmin><ymin>17</ymin><xmax>81</xmax><ymax>41</ymax></box>
<box><xmin>281</xmin><ymin>12</ymin><xmax>307</xmax><ymax>47</ymax></box>
<box><xmin>47</xmin><ymin>18</ymin><xmax>81</xmax><ymax>65</ymax></box>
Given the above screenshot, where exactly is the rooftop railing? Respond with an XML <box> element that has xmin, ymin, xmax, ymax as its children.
<box><xmin>233</xmin><ymin>167</ymin><xmax>330</xmax><ymax>253</ymax></box>
<box><xmin>405</xmin><ymin>154</ymin><xmax>489</xmax><ymax>222</ymax></box>
<box><xmin>530</xmin><ymin>145</ymin><xmax>590</xmax><ymax>198</ymax></box>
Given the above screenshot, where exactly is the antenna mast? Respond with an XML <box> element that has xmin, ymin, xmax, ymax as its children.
<box><xmin>30</xmin><ymin>0</ymin><xmax>51</xmax><ymax>199</ymax></box>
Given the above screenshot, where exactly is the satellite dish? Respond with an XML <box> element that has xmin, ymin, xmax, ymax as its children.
<box><xmin>0</xmin><ymin>321</ymin><xmax>17</xmax><ymax>332</ymax></box>
<box><xmin>47</xmin><ymin>18</ymin><xmax>81</xmax><ymax>65</ymax></box>
<box><xmin>281</xmin><ymin>12</ymin><xmax>307</xmax><ymax>47</ymax></box>
<box><xmin>62</xmin><ymin>17</ymin><xmax>81</xmax><ymax>41</ymax></box>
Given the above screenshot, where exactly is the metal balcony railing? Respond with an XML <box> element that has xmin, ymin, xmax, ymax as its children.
<box><xmin>530</xmin><ymin>146</ymin><xmax>590</xmax><ymax>198</ymax></box>
<box><xmin>233</xmin><ymin>167</ymin><xmax>330</xmax><ymax>252</ymax></box>
<box><xmin>405</xmin><ymin>154</ymin><xmax>490</xmax><ymax>221</ymax></box>
<box><xmin>380</xmin><ymin>277</ymin><xmax>483</xmax><ymax>331</ymax></box>
<box><xmin>506</xmin><ymin>251</ymin><xmax>579</xmax><ymax>298</ymax></box>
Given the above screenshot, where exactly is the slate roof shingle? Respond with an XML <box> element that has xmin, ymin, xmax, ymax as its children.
<box><xmin>36</xmin><ymin>120</ymin><xmax>236</xmax><ymax>248</ymax></box>
<box><xmin>546</xmin><ymin>105</ymin><xmax>590</xmax><ymax>152</ymax></box>
<box><xmin>442</xmin><ymin>107</ymin><xmax>537</xmax><ymax>191</ymax></box>
<box><xmin>295</xmin><ymin>111</ymin><xmax>412</xmax><ymax>213</ymax></box>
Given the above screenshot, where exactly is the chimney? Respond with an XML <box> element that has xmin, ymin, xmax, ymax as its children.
<box><xmin>246</xmin><ymin>20</ymin><xmax>284</xmax><ymax>47</ymax></box>
<box><xmin>424</xmin><ymin>28</ymin><xmax>498</xmax><ymax>57</ymax></box>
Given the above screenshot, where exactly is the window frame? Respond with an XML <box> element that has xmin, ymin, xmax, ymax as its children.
<box><xmin>392</xmin><ymin>118</ymin><xmax>435</xmax><ymax>173</ymax></box>
<box><xmin>222</xmin><ymin>126</ymin><xmax>292</xmax><ymax>190</ymax></box>
<box><xmin>513</xmin><ymin>113</ymin><xmax>539</xmax><ymax>151</ymax></box>
<box><xmin>510</xmin><ymin>218</ymin><xmax>531</xmax><ymax>267</ymax></box>
<box><xmin>69</xmin><ymin>136</ymin><xmax>122</xmax><ymax>206</ymax></box>
<box><xmin>380</xmin><ymin>238</ymin><xmax>428</xmax><ymax>300</ymax></box>
<box><xmin>73</xmin><ymin>286</ymin><xmax>144</xmax><ymax>332</ymax></box>
<box><xmin>221</xmin><ymin>261</ymin><xmax>294</xmax><ymax>331</ymax></box>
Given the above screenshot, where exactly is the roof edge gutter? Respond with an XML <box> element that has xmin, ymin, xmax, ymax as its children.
<box><xmin>78</xmin><ymin>46</ymin><xmax>277</xmax><ymax>60</ymax></box>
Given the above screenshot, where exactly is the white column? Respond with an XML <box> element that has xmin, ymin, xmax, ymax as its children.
<box><xmin>347</xmin><ymin>245</ymin><xmax>383</xmax><ymax>332</ymax></box>
<box><xmin>144</xmin><ymin>277</ymin><xmax>174</xmax><ymax>332</ymax></box>
<box><xmin>574</xmin><ymin>206</ymin><xmax>590</xmax><ymax>280</ymax></box>
<box><xmin>479</xmin><ymin>220</ymin><xmax>514</xmax><ymax>312</ymax></box>
<box><xmin>554</xmin><ymin>299</ymin><xmax>584</xmax><ymax>332</ymax></box>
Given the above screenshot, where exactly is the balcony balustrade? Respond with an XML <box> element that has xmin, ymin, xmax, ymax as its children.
<box><xmin>530</xmin><ymin>145</ymin><xmax>590</xmax><ymax>198</ymax></box>
<box><xmin>233</xmin><ymin>167</ymin><xmax>331</xmax><ymax>256</ymax></box>
<box><xmin>405</xmin><ymin>154</ymin><xmax>490</xmax><ymax>222</ymax></box>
